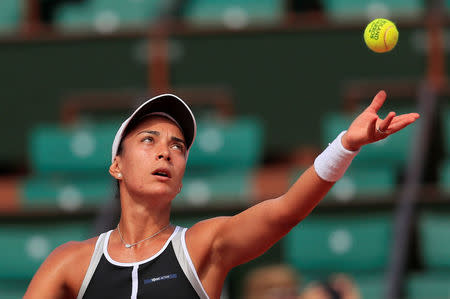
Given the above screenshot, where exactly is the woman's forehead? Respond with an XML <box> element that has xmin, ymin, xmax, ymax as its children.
<box><xmin>130</xmin><ymin>115</ymin><xmax>185</xmax><ymax>138</ymax></box>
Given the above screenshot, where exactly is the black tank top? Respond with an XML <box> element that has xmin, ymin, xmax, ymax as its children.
<box><xmin>77</xmin><ymin>227</ymin><xmax>209</xmax><ymax>299</ymax></box>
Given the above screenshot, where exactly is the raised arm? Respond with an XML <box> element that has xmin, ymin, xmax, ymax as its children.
<box><xmin>189</xmin><ymin>91</ymin><xmax>420</xmax><ymax>273</ymax></box>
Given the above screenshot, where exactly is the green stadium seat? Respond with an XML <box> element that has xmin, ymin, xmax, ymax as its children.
<box><xmin>407</xmin><ymin>273</ymin><xmax>450</xmax><ymax>299</ymax></box>
<box><xmin>412</xmin><ymin>213</ymin><xmax>450</xmax><ymax>299</ymax></box>
<box><xmin>91</xmin><ymin>0</ymin><xmax>164</xmax><ymax>24</ymax></box>
<box><xmin>438</xmin><ymin>159</ymin><xmax>450</xmax><ymax>193</ymax></box>
<box><xmin>0</xmin><ymin>0</ymin><xmax>21</xmax><ymax>33</ymax></box>
<box><xmin>0</xmin><ymin>221</ymin><xmax>92</xmax><ymax>279</ymax></box>
<box><xmin>321</xmin><ymin>111</ymin><xmax>417</xmax><ymax>168</ymax></box>
<box><xmin>183</xmin><ymin>0</ymin><xmax>283</xmax><ymax>28</ymax></box>
<box><xmin>172</xmin><ymin>217</ymin><xmax>209</xmax><ymax>229</ymax></box>
<box><xmin>187</xmin><ymin>117</ymin><xmax>264</xmax><ymax>171</ymax></box>
<box><xmin>0</xmin><ymin>279</ymin><xmax>29</xmax><ymax>299</ymax></box>
<box><xmin>284</xmin><ymin>213</ymin><xmax>392</xmax><ymax>273</ymax></box>
<box><xmin>29</xmin><ymin>122</ymin><xmax>117</xmax><ymax>174</ymax></box>
<box><xmin>323</xmin><ymin>0</ymin><xmax>424</xmax><ymax>22</ymax></box>
<box><xmin>54</xmin><ymin>0</ymin><xmax>164</xmax><ymax>32</ymax></box>
<box><xmin>419</xmin><ymin>212</ymin><xmax>450</xmax><ymax>269</ymax></box>
<box><xmin>441</xmin><ymin>107</ymin><xmax>450</xmax><ymax>155</ymax></box>
<box><xmin>444</xmin><ymin>0</ymin><xmax>450</xmax><ymax>14</ymax></box>
<box><xmin>53</xmin><ymin>2</ymin><xmax>92</xmax><ymax>30</ymax></box>
<box><xmin>354</xmin><ymin>275</ymin><xmax>385</xmax><ymax>299</ymax></box>
<box><xmin>290</xmin><ymin>164</ymin><xmax>396</xmax><ymax>201</ymax></box>
<box><xmin>19</xmin><ymin>175</ymin><xmax>114</xmax><ymax>211</ymax></box>
<box><xmin>439</xmin><ymin>107</ymin><xmax>450</xmax><ymax>193</ymax></box>
<box><xmin>175</xmin><ymin>170</ymin><xmax>254</xmax><ymax>206</ymax></box>
<box><xmin>329</xmin><ymin>164</ymin><xmax>396</xmax><ymax>200</ymax></box>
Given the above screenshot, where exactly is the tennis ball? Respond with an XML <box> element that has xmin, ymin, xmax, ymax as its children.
<box><xmin>364</xmin><ymin>18</ymin><xmax>398</xmax><ymax>53</ymax></box>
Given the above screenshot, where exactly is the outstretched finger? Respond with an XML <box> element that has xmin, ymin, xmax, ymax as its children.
<box><xmin>387</xmin><ymin>114</ymin><xmax>420</xmax><ymax>133</ymax></box>
<box><xmin>390</xmin><ymin>113</ymin><xmax>420</xmax><ymax>126</ymax></box>
<box><xmin>366</xmin><ymin>90</ymin><xmax>387</xmax><ymax>113</ymax></box>
<box><xmin>378</xmin><ymin>111</ymin><xmax>396</xmax><ymax>132</ymax></box>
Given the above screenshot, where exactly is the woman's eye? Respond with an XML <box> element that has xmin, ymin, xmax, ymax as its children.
<box><xmin>142</xmin><ymin>136</ymin><xmax>153</xmax><ymax>143</ymax></box>
<box><xmin>172</xmin><ymin>143</ymin><xmax>184</xmax><ymax>151</ymax></box>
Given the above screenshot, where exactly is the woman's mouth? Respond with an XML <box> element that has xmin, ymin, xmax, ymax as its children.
<box><xmin>152</xmin><ymin>168</ymin><xmax>171</xmax><ymax>178</ymax></box>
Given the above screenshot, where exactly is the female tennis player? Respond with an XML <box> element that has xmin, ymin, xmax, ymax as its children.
<box><xmin>24</xmin><ymin>91</ymin><xmax>419</xmax><ymax>299</ymax></box>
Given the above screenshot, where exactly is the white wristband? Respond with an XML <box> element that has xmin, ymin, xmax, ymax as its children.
<box><xmin>314</xmin><ymin>131</ymin><xmax>360</xmax><ymax>182</ymax></box>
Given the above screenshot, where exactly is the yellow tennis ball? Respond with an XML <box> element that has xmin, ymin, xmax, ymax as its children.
<box><xmin>364</xmin><ymin>18</ymin><xmax>399</xmax><ymax>53</ymax></box>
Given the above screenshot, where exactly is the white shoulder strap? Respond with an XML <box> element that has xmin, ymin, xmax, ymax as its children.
<box><xmin>76</xmin><ymin>232</ymin><xmax>108</xmax><ymax>299</ymax></box>
<box><xmin>172</xmin><ymin>227</ymin><xmax>210</xmax><ymax>299</ymax></box>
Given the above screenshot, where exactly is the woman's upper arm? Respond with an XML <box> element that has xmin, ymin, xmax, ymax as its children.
<box><xmin>24</xmin><ymin>241</ymin><xmax>84</xmax><ymax>299</ymax></box>
<box><xmin>186</xmin><ymin>167</ymin><xmax>334</xmax><ymax>274</ymax></box>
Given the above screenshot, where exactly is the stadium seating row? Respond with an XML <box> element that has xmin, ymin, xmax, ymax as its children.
<box><xmin>0</xmin><ymin>0</ymin><xmax>433</xmax><ymax>34</ymax></box>
<box><xmin>28</xmin><ymin>117</ymin><xmax>263</xmax><ymax>173</ymax></box>
<box><xmin>0</xmin><ymin>0</ymin><xmax>21</xmax><ymax>33</ymax></box>
<box><xmin>286</xmin><ymin>211</ymin><xmax>450</xmax><ymax>299</ymax></box>
<box><xmin>0</xmin><ymin>219</ymin><xmax>93</xmax><ymax>298</ymax></box>
<box><xmin>20</xmin><ymin>104</ymin><xmax>450</xmax><ymax>210</ymax></box>
<box><xmin>2</xmin><ymin>212</ymin><xmax>450</xmax><ymax>298</ymax></box>
<box><xmin>51</xmin><ymin>0</ymin><xmax>429</xmax><ymax>32</ymax></box>
<box><xmin>19</xmin><ymin>117</ymin><xmax>263</xmax><ymax>211</ymax></box>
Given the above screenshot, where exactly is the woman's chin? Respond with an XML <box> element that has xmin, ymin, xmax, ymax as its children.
<box><xmin>142</xmin><ymin>186</ymin><xmax>177</xmax><ymax>200</ymax></box>
<box><xmin>124</xmin><ymin>182</ymin><xmax>178</xmax><ymax>202</ymax></box>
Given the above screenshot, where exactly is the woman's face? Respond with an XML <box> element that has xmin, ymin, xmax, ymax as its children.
<box><xmin>114</xmin><ymin>116</ymin><xmax>187</xmax><ymax>201</ymax></box>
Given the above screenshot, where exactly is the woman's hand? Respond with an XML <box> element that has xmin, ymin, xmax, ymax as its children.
<box><xmin>341</xmin><ymin>90</ymin><xmax>420</xmax><ymax>151</ymax></box>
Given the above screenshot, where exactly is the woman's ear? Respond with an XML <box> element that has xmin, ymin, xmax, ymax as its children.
<box><xmin>109</xmin><ymin>157</ymin><xmax>122</xmax><ymax>180</ymax></box>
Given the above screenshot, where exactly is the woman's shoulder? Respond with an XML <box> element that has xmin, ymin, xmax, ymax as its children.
<box><xmin>24</xmin><ymin>234</ymin><xmax>104</xmax><ymax>298</ymax></box>
<box><xmin>49</xmin><ymin>235</ymin><xmax>101</xmax><ymax>267</ymax></box>
<box><xmin>51</xmin><ymin>235</ymin><xmax>104</xmax><ymax>293</ymax></box>
<box><xmin>61</xmin><ymin>235</ymin><xmax>100</xmax><ymax>254</ymax></box>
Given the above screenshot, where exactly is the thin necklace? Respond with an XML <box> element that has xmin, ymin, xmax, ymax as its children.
<box><xmin>117</xmin><ymin>223</ymin><xmax>171</xmax><ymax>248</ymax></box>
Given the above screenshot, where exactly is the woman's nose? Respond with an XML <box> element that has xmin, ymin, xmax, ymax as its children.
<box><xmin>156</xmin><ymin>148</ymin><xmax>171</xmax><ymax>161</ymax></box>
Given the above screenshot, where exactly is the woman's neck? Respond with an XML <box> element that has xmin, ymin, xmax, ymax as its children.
<box><xmin>118</xmin><ymin>191</ymin><xmax>173</xmax><ymax>244</ymax></box>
